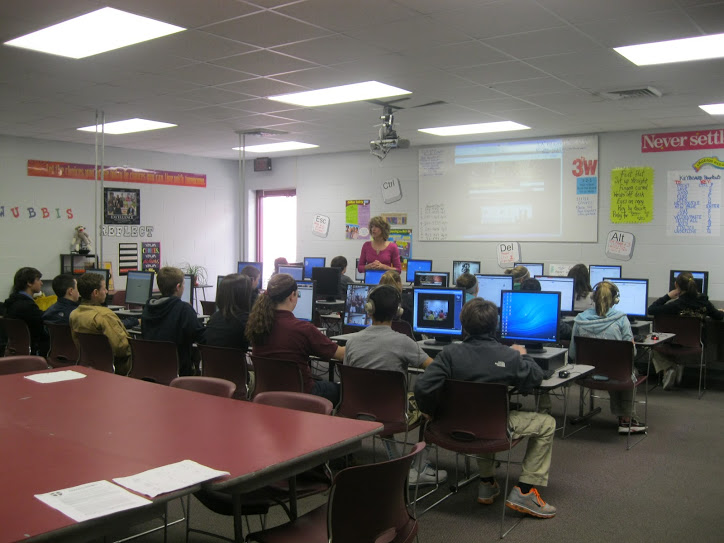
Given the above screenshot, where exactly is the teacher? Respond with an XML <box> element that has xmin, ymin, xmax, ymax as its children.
<box><xmin>358</xmin><ymin>216</ymin><xmax>402</xmax><ymax>273</ymax></box>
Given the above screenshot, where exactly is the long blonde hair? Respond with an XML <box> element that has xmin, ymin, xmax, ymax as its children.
<box><xmin>245</xmin><ymin>273</ymin><xmax>297</xmax><ymax>345</ymax></box>
<box><xmin>592</xmin><ymin>281</ymin><xmax>619</xmax><ymax>317</ymax></box>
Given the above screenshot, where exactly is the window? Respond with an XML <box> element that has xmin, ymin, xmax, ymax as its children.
<box><xmin>256</xmin><ymin>189</ymin><xmax>296</xmax><ymax>287</ymax></box>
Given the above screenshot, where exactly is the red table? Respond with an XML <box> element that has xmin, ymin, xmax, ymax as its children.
<box><xmin>0</xmin><ymin>367</ymin><xmax>381</xmax><ymax>542</ymax></box>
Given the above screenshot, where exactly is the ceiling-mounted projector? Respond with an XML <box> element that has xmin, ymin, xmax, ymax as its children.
<box><xmin>369</xmin><ymin>106</ymin><xmax>409</xmax><ymax>160</ymax></box>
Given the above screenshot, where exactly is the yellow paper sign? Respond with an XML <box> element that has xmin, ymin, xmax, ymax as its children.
<box><xmin>610</xmin><ymin>167</ymin><xmax>654</xmax><ymax>223</ymax></box>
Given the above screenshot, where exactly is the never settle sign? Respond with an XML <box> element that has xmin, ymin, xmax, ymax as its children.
<box><xmin>642</xmin><ymin>128</ymin><xmax>724</xmax><ymax>153</ymax></box>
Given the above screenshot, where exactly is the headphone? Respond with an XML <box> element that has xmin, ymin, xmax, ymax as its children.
<box><xmin>593</xmin><ymin>281</ymin><xmax>620</xmax><ymax>305</ymax></box>
<box><xmin>364</xmin><ymin>285</ymin><xmax>404</xmax><ymax>319</ymax></box>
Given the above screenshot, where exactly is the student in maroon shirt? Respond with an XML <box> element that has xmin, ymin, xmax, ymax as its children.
<box><xmin>246</xmin><ymin>273</ymin><xmax>344</xmax><ymax>403</ymax></box>
<box><xmin>358</xmin><ymin>216</ymin><xmax>401</xmax><ymax>274</ymax></box>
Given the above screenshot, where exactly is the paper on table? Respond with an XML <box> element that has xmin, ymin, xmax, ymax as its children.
<box><xmin>113</xmin><ymin>459</ymin><xmax>230</xmax><ymax>498</ymax></box>
<box><xmin>25</xmin><ymin>370</ymin><xmax>87</xmax><ymax>383</ymax></box>
<box><xmin>35</xmin><ymin>480</ymin><xmax>151</xmax><ymax>522</ymax></box>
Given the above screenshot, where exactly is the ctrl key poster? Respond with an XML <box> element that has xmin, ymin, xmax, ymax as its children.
<box><xmin>142</xmin><ymin>242</ymin><xmax>161</xmax><ymax>272</ymax></box>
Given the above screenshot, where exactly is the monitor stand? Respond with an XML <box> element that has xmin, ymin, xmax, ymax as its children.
<box><xmin>424</xmin><ymin>337</ymin><xmax>453</xmax><ymax>346</ymax></box>
<box><xmin>525</xmin><ymin>342</ymin><xmax>546</xmax><ymax>354</ymax></box>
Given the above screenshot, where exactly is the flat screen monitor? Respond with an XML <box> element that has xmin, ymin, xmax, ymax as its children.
<box><xmin>669</xmin><ymin>270</ymin><xmax>708</xmax><ymax>296</ymax></box>
<box><xmin>237</xmin><ymin>261</ymin><xmax>263</xmax><ymax>278</ymax></box>
<box><xmin>452</xmin><ymin>260</ymin><xmax>481</xmax><ymax>283</ymax></box>
<box><xmin>278</xmin><ymin>265</ymin><xmax>303</xmax><ymax>281</ymax></box>
<box><xmin>414</xmin><ymin>271</ymin><xmax>450</xmax><ymax>287</ymax></box>
<box><xmin>180</xmin><ymin>274</ymin><xmax>194</xmax><ymax>306</ymax></box>
<box><xmin>354</xmin><ymin>258</ymin><xmax>365</xmax><ymax>282</ymax></box>
<box><xmin>124</xmin><ymin>270</ymin><xmax>154</xmax><ymax>306</ymax></box>
<box><xmin>606</xmin><ymin>278</ymin><xmax>649</xmax><ymax>319</ymax></box>
<box><xmin>292</xmin><ymin>280</ymin><xmax>315</xmax><ymax>321</ymax></box>
<box><xmin>303</xmin><ymin>257</ymin><xmax>326</xmax><ymax>280</ymax></box>
<box><xmin>216</xmin><ymin>275</ymin><xmax>226</xmax><ymax>291</ymax></box>
<box><xmin>475</xmin><ymin>274</ymin><xmax>514</xmax><ymax>308</ymax></box>
<box><xmin>343</xmin><ymin>283</ymin><xmax>374</xmax><ymax>329</ymax></box>
<box><xmin>516</xmin><ymin>263</ymin><xmax>544</xmax><ymax>278</ymax></box>
<box><xmin>84</xmin><ymin>268</ymin><xmax>109</xmax><ymax>290</ymax></box>
<box><xmin>500</xmin><ymin>290</ymin><xmax>560</xmax><ymax>352</ymax></box>
<box><xmin>312</xmin><ymin>267</ymin><xmax>341</xmax><ymax>301</ymax></box>
<box><xmin>364</xmin><ymin>269</ymin><xmax>385</xmax><ymax>285</ymax></box>
<box><xmin>589</xmin><ymin>264</ymin><xmax>621</xmax><ymax>287</ymax></box>
<box><xmin>412</xmin><ymin>287</ymin><xmax>465</xmax><ymax>344</ymax></box>
<box><xmin>536</xmin><ymin>276</ymin><xmax>575</xmax><ymax>313</ymax></box>
<box><xmin>405</xmin><ymin>259</ymin><xmax>433</xmax><ymax>283</ymax></box>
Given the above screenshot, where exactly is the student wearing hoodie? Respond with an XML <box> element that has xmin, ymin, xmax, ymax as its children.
<box><xmin>141</xmin><ymin>266</ymin><xmax>205</xmax><ymax>376</ymax></box>
<box><xmin>4</xmin><ymin>267</ymin><xmax>49</xmax><ymax>355</ymax></box>
<box><xmin>568</xmin><ymin>281</ymin><xmax>646</xmax><ymax>434</ymax></box>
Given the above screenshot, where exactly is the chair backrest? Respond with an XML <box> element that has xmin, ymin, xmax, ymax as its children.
<box><xmin>128</xmin><ymin>338</ymin><xmax>179</xmax><ymax>385</ymax></box>
<box><xmin>76</xmin><ymin>332</ymin><xmax>115</xmax><ymax>373</ymax></box>
<box><xmin>45</xmin><ymin>323</ymin><xmax>79</xmax><ymax>367</ymax></box>
<box><xmin>337</xmin><ymin>364</ymin><xmax>407</xmax><ymax>427</ymax></box>
<box><xmin>327</xmin><ymin>441</ymin><xmax>423</xmax><ymax>543</ymax></box>
<box><xmin>0</xmin><ymin>355</ymin><xmax>48</xmax><ymax>375</ymax></box>
<box><xmin>250</xmin><ymin>355</ymin><xmax>304</xmax><ymax>398</ymax></box>
<box><xmin>200</xmin><ymin>300</ymin><xmax>217</xmax><ymax>316</ymax></box>
<box><xmin>170</xmin><ymin>376</ymin><xmax>236</xmax><ymax>398</ymax></box>
<box><xmin>653</xmin><ymin>314</ymin><xmax>703</xmax><ymax>349</ymax></box>
<box><xmin>573</xmin><ymin>336</ymin><xmax>635</xmax><ymax>382</ymax></box>
<box><xmin>390</xmin><ymin>319</ymin><xmax>415</xmax><ymax>340</ymax></box>
<box><xmin>111</xmin><ymin>290</ymin><xmax>126</xmax><ymax>307</ymax></box>
<box><xmin>253</xmin><ymin>391</ymin><xmax>333</xmax><ymax>415</ymax></box>
<box><xmin>197</xmin><ymin>344</ymin><xmax>248</xmax><ymax>399</ymax></box>
<box><xmin>0</xmin><ymin>317</ymin><xmax>31</xmax><ymax>356</ymax></box>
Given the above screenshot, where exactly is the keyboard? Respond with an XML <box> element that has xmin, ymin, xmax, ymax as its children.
<box><xmin>633</xmin><ymin>334</ymin><xmax>646</xmax><ymax>343</ymax></box>
<box><xmin>130</xmin><ymin>324</ymin><xmax>142</xmax><ymax>332</ymax></box>
<box><xmin>543</xmin><ymin>368</ymin><xmax>556</xmax><ymax>380</ymax></box>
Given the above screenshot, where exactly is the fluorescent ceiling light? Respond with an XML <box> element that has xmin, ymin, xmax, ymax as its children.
<box><xmin>614</xmin><ymin>33</ymin><xmax>724</xmax><ymax>66</ymax></box>
<box><xmin>77</xmin><ymin>119</ymin><xmax>177</xmax><ymax>135</ymax></box>
<box><xmin>700</xmin><ymin>103</ymin><xmax>724</xmax><ymax>115</ymax></box>
<box><xmin>418</xmin><ymin>121</ymin><xmax>530</xmax><ymax>136</ymax></box>
<box><xmin>4</xmin><ymin>7</ymin><xmax>184</xmax><ymax>59</ymax></box>
<box><xmin>268</xmin><ymin>81</ymin><xmax>411</xmax><ymax>107</ymax></box>
<box><xmin>232</xmin><ymin>142</ymin><xmax>319</xmax><ymax>153</ymax></box>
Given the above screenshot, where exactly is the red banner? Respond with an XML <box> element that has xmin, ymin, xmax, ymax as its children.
<box><xmin>27</xmin><ymin>160</ymin><xmax>206</xmax><ymax>187</ymax></box>
<box><xmin>641</xmin><ymin>128</ymin><xmax>724</xmax><ymax>153</ymax></box>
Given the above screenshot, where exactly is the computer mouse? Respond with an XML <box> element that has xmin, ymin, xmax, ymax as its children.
<box><xmin>650</xmin><ymin>334</ymin><xmax>659</xmax><ymax>340</ymax></box>
<box><xmin>558</xmin><ymin>370</ymin><xmax>570</xmax><ymax>378</ymax></box>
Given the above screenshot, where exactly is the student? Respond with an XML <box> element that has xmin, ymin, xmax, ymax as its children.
<box><xmin>357</xmin><ymin>216</ymin><xmax>401</xmax><ymax>273</ymax></box>
<box><xmin>42</xmin><ymin>274</ymin><xmax>80</xmax><ymax>325</ymax></box>
<box><xmin>379</xmin><ymin>270</ymin><xmax>413</xmax><ymax>329</ymax></box>
<box><xmin>569</xmin><ymin>281</ymin><xmax>646</xmax><ymax>433</ymax></box>
<box><xmin>414</xmin><ymin>298</ymin><xmax>556</xmax><ymax>518</ymax></box>
<box><xmin>273</xmin><ymin>257</ymin><xmax>288</xmax><ymax>275</ymax></box>
<box><xmin>504</xmin><ymin>266</ymin><xmax>530</xmax><ymax>290</ymax></box>
<box><xmin>456</xmin><ymin>272</ymin><xmax>478</xmax><ymax>303</ymax></box>
<box><xmin>246</xmin><ymin>273</ymin><xmax>344</xmax><ymax>403</ymax></box>
<box><xmin>69</xmin><ymin>272</ymin><xmax>131</xmax><ymax>374</ymax></box>
<box><xmin>142</xmin><ymin>266</ymin><xmax>206</xmax><ymax>376</ymax></box>
<box><xmin>239</xmin><ymin>265</ymin><xmax>261</xmax><ymax>306</ymax></box>
<box><xmin>343</xmin><ymin>285</ymin><xmax>442</xmax><ymax>484</ymax></box>
<box><xmin>647</xmin><ymin>271</ymin><xmax>723</xmax><ymax>389</ymax></box>
<box><xmin>330</xmin><ymin>255</ymin><xmax>354</xmax><ymax>300</ymax></box>
<box><xmin>205</xmin><ymin>274</ymin><xmax>253</xmax><ymax>351</ymax></box>
<box><xmin>567</xmin><ymin>263</ymin><xmax>595</xmax><ymax>312</ymax></box>
<box><xmin>4</xmin><ymin>267</ymin><xmax>49</xmax><ymax>355</ymax></box>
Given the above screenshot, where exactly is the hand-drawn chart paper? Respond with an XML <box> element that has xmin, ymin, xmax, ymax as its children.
<box><xmin>610</xmin><ymin>167</ymin><xmax>654</xmax><ymax>223</ymax></box>
<box><xmin>667</xmin><ymin>171</ymin><xmax>721</xmax><ymax>236</ymax></box>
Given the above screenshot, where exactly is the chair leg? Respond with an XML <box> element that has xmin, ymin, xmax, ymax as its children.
<box><xmin>500</xmin><ymin>443</ymin><xmax>524</xmax><ymax>539</ymax></box>
<box><xmin>625</xmin><ymin>385</ymin><xmax>648</xmax><ymax>450</ymax></box>
<box><xmin>565</xmin><ymin>386</ymin><xmax>599</xmax><ymax>437</ymax></box>
<box><xmin>698</xmin><ymin>352</ymin><xmax>706</xmax><ymax>399</ymax></box>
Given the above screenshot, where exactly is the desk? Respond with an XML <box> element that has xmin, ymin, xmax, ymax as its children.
<box><xmin>416</xmin><ymin>340</ymin><xmax>568</xmax><ymax>370</ymax></box>
<box><xmin>0</xmin><ymin>368</ymin><xmax>381</xmax><ymax>543</ymax></box>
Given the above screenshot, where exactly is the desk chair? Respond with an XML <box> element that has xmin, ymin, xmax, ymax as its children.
<box><xmin>569</xmin><ymin>336</ymin><xmax>648</xmax><ymax>450</ymax></box>
<box><xmin>0</xmin><ymin>355</ymin><xmax>48</xmax><ymax>375</ymax></box>
<box><xmin>653</xmin><ymin>315</ymin><xmax>705</xmax><ymax>398</ymax></box>
<box><xmin>170</xmin><ymin>376</ymin><xmax>236</xmax><ymax>398</ymax></box>
<box><xmin>128</xmin><ymin>338</ymin><xmax>179</xmax><ymax>385</ymax></box>
<box><xmin>420</xmin><ymin>381</ymin><xmax>523</xmax><ymax>539</ymax></box>
<box><xmin>250</xmin><ymin>356</ymin><xmax>304</xmax><ymax>398</ymax></box>
<box><xmin>45</xmin><ymin>323</ymin><xmax>79</xmax><ymax>368</ymax></box>
<box><xmin>200</xmin><ymin>300</ymin><xmax>217</xmax><ymax>316</ymax></box>
<box><xmin>391</xmin><ymin>319</ymin><xmax>416</xmax><ymax>340</ymax></box>
<box><xmin>254</xmin><ymin>391</ymin><xmax>333</xmax><ymax>414</ymax></box>
<box><xmin>246</xmin><ymin>441</ymin><xmax>424</xmax><ymax>543</ymax></box>
<box><xmin>198</xmin><ymin>344</ymin><xmax>249</xmax><ymax>400</ymax></box>
<box><xmin>111</xmin><ymin>290</ymin><xmax>126</xmax><ymax>307</ymax></box>
<box><xmin>75</xmin><ymin>332</ymin><xmax>116</xmax><ymax>373</ymax></box>
<box><xmin>0</xmin><ymin>317</ymin><xmax>32</xmax><ymax>356</ymax></box>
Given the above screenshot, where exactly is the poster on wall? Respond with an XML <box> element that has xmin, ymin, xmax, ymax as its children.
<box><xmin>666</xmin><ymin>171</ymin><xmax>721</xmax><ymax>236</ymax></box>
<box><xmin>102</xmin><ymin>261</ymin><xmax>115</xmax><ymax>291</ymax></box>
<box><xmin>345</xmin><ymin>199</ymin><xmax>370</xmax><ymax>240</ymax></box>
<box><xmin>142</xmin><ymin>242</ymin><xmax>161</xmax><ymax>272</ymax></box>
<box><xmin>381</xmin><ymin>212</ymin><xmax>408</xmax><ymax>226</ymax></box>
<box><xmin>610</xmin><ymin>167</ymin><xmax>654</xmax><ymax>223</ymax></box>
<box><xmin>104</xmin><ymin>188</ymin><xmax>140</xmax><ymax>225</ymax></box>
<box><xmin>118</xmin><ymin>243</ymin><xmax>139</xmax><ymax>275</ymax></box>
<box><xmin>389</xmin><ymin>229</ymin><xmax>412</xmax><ymax>260</ymax></box>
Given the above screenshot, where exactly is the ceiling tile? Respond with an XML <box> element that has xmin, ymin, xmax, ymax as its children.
<box><xmin>275</xmin><ymin>0</ymin><xmax>418</xmax><ymax>32</ymax></box>
<box><xmin>211</xmin><ymin>49</ymin><xmax>317</xmax><ymax>77</ymax></box>
<box><xmin>272</xmin><ymin>35</ymin><xmax>388</xmax><ymax>66</ymax></box>
<box><xmin>203</xmin><ymin>11</ymin><xmax>332</xmax><ymax>48</ymax></box>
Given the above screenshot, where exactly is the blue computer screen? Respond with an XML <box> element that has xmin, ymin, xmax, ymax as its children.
<box><xmin>500</xmin><ymin>290</ymin><xmax>560</xmax><ymax>344</ymax></box>
<box><xmin>278</xmin><ymin>265</ymin><xmax>303</xmax><ymax>281</ymax></box>
<box><xmin>405</xmin><ymin>259</ymin><xmax>433</xmax><ymax>283</ymax></box>
<box><xmin>412</xmin><ymin>287</ymin><xmax>465</xmax><ymax>338</ymax></box>
<box><xmin>303</xmin><ymin>257</ymin><xmax>326</xmax><ymax>279</ymax></box>
<box><xmin>364</xmin><ymin>269</ymin><xmax>385</xmax><ymax>285</ymax></box>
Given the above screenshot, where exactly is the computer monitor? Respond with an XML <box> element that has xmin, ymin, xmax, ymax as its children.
<box><xmin>237</xmin><ymin>261</ymin><xmax>263</xmax><ymax>277</ymax></box>
<box><xmin>452</xmin><ymin>260</ymin><xmax>481</xmax><ymax>283</ymax></box>
<box><xmin>180</xmin><ymin>274</ymin><xmax>195</xmax><ymax>306</ymax></box>
<box><xmin>292</xmin><ymin>280</ymin><xmax>315</xmax><ymax>321</ymax></box>
<box><xmin>343</xmin><ymin>283</ymin><xmax>374</xmax><ymax>329</ymax></box>
<box><xmin>84</xmin><ymin>268</ymin><xmax>109</xmax><ymax>290</ymax></box>
<box><xmin>312</xmin><ymin>267</ymin><xmax>341</xmax><ymax>301</ymax></box>
<box><xmin>517</xmin><ymin>263</ymin><xmax>544</xmax><ymax>278</ymax></box>
<box><xmin>405</xmin><ymin>259</ymin><xmax>433</xmax><ymax>283</ymax></box>
<box><xmin>354</xmin><ymin>258</ymin><xmax>365</xmax><ymax>282</ymax></box>
<box><xmin>414</xmin><ymin>271</ymin><xmax>450</xmax><ymax>287</ymax></box>
<box><xmin>303</xmin><ymin>257</ymin><xmax>326</xmax><ymax>280</ymax></box>
<box><xmin>124</xmin><ymin>270</ymin><xmax>154</xmax><ymax>306</ymax></box>
<box><xmin>475</xmin><ymin>274</ymin><xmax>514</xmax><ymax>308</ymax></box>
<box><xmin>536</xmin><ymin>276</ymin><xmax>575</xmax><ymax>313</ymax></box>
<box><xmin>589</xmin><ymin>264</ymin><xmax>621</xmax><ymax>287</ymax></box>
<box><xmin>216</xmin><ymin>275</ymin><xmax>226</xmax><ymax>291</ymax></box>
<box><xmin>364</xmin><ymin>269</ymin><xmax>385</xmax><ymax>285</ymax></box>
<box><xmin>606</xmin><ymin>278</ymin><xmax>649</xmax><ymax>319</ymax></box>
<box><xmin>278</xmin><ymin>265</ymin><xmax>303</xmax><ymax>281</ymax></box>
<box><xmin>500</xmin><ymin>290</ymin><xmax>560</xmax><ymax>353</ymax></box>
<box><xmin>669</xmin><ymin>270</ymin><xmax>708</xmax><ymax>296</ymax></box>
<box><xmin>412</xmin><ymin>287</ymin><xmax>465</xmax><ymax>345</ymax></box>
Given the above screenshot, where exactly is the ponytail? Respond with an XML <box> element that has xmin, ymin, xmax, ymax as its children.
<box><xmin>675</xmin><ymin>271</ymin><xmax>699</xmax><ymax>298</ymax></box>
<box><xmin>245</xmin><ymin>273</ymin><xmax>297</xmax><ymax>345</ymax></box>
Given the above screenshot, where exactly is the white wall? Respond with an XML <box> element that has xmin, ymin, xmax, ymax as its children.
<box><xmin>0</xmin><ymin>135</ymin><xmax>238</xmax><ymax>297</ymax></box>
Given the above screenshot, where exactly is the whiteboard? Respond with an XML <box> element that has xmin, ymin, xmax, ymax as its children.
<box><xmin>418</xmin><ymin>135</ymin><xmax>599</xmax><ymax>242</ymax></box>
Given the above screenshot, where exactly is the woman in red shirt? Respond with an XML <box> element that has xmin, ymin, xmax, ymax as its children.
<box><xmin>357</xmin><ymin>216</ymin><xmax>401</xmax><ymax>274</ymax></box>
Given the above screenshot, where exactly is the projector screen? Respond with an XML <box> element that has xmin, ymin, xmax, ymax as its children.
<box><xmin>419</xmin><ymin>135</ymin><xmax>598</xmax><ymax>242</ymax></box>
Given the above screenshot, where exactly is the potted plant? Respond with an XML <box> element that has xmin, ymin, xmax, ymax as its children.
<box><xmin>180</xmin><ymin>262</ymin><xmax>208</xmax><ymax>286</ymax></box>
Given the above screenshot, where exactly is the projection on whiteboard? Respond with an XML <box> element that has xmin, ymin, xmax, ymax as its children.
<box><xmin>419</xmin><ymin>135</ymin><xmax>598</xmax><ymax>242</ymax></box>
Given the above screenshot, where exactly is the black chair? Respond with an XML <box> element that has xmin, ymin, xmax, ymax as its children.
<box><xmin>653</xmin><ymin>314</ymin><xmax>705</xmax><ymax>398</ymax></box>
<box><xmin>128</xmin><ymin>338</ymin><xmax>179</xmax><ymax>385</ymax></box>
<box><xmin>198</xmin><ymin>344</ymin><xmax>249</xmax><ymax>400</ymax></box>
<box><xmin>0</xmin><ymin>317</ymin><xmax>31</xmax><ymax>356</ymax></box>
<box><xmin>75</xmin><ymin>332</ymin><xmax>115</xmax><ymax>374</ymax></box>
<box><xmin>250</xmin><ymin>355</ymin><xmax>304</xmax><ymax>398</ymax></box>
<box><xmin>0</xmin><ymin>355</ymin><xmax>48</xmax><ymax>375</ymax></box>
<box><xmin>45</xmin><ymin>323</ymin><xmax>79</xmax><ymax>367</ymax></box>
